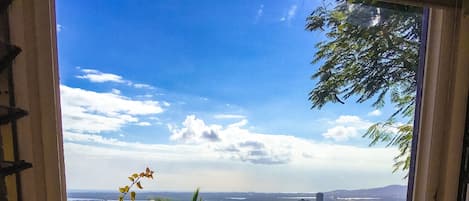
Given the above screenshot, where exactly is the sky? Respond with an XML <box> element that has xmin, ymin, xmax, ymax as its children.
<box><xmin>56</xmin><ymin>0</ymin><xmax>408</xmax><ymax>193</ymax></box>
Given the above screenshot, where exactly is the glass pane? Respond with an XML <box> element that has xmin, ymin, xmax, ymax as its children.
<box><xmin>55</xmin><ymin>1</ymin><xmax>424</xmax><ymax>201</ymax></box>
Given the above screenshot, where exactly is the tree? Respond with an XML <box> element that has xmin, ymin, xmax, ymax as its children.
<box><xmin>306</xmin><ymin>0</ymin><xmax>423</xmax><ymax>173</ymax></box>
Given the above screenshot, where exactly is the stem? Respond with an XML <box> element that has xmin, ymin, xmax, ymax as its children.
<box><xmin>121</xmin><ymin>176</ymin><xmax>141</xmax><ymax>199</ymax></box>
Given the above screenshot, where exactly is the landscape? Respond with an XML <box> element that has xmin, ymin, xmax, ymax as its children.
<box><xmin>67</xmin><ymin>185</ymin><xmax>407</xmax><ymax>201</ymax></box>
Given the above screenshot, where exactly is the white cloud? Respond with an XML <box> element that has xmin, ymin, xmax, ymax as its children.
<box><xmin>280</xmin><ymin>5</ymin><xmax>297</xmax><ymax>22</ymax></box>
<box><xmin>258</xmin><ymin>4</ymin><xmax>264</xmax><ymax>16</ymax></box>
<box><xmin>322</xmin><ymin>115</ymin><xmax>372</xmax><ymax>141</ymax></box>
<box><xmin>76</xmin><ymin>68</ymin><xmax>129</xmax><ymax>84</ymax></box>
<box><xmin>137</xmin><ymin>94</ymin><xmax>154</xmax><ymax>99</ymax></box>
<box><xmin>57</xmin><ymin>24</ymin><xmax>63</xmax><ymax>32</ymax></box>
<box><xmin>169</xmin><ymin>115</ymin><xmax>222</xmax><ymax>143</ymax></box>
<box><xmin>60</xmin><ymin>85</ymin><xmax>164</xmax><ymax>133</ymax></box>
<box><xmin>334</xmin><ymin>115</ymin><xmax>371</xmax><ymax>128</ymax></box>
<box><xmin>323</xmin><ymin>126</ymin><xmax>359</xmax><ymax>141</ymax></box>
<box><xmin>227</xmin><ymin>119</ymin><xmax>248</xmax><ymax>128</ymax></box>
<box><xmin>76</xmin><ymin>68</ymin><xmax>156</xmax><ymax>90</ymax></box>
<box><xmin>133</xmin><ymin>83</ymin><xmax>155</xmax><ymax>90</ymax></box>
<box><xmin>255</xmin><ymin>4</ymin><xmax>264</xmax><ymax>22</ymax></box>
<box><xmin>65</xmin><ymin>120</ymin><xmax>399</xmax><ymax>168</ymax></box>
<box><xmin>64</xmin><ymin>132</ymin><xmax>124</xmax><ymax>146</ymax></box>
<box><xmin>213</xmin><ymin>114</ymin><xmax>246</xmax><ymax>119</ymax></box>
<box><xmin>162</xmin><ymin>101</ymin><xmax>171</xmax><ymax>107</ymax></box>
<box><xmin>63</xmin><ymin>118</ymin><xmax>404</xmax><ymax>191</ymax></box>
<box><xmin>368</xmin><ymin>109</ymin><xmax>382</xmax><ymax>116</ymax></box>
<box><xmin>169</xmin><ymin>115</ymin><xmax>291</xmax><ymax>164</ymax></box>
<box><xmin>136</xmin><ymin>122</ymin><xmax>152</xmax><ymax>126</ymax></box>
<box><xmin>170</xmin><ymin>115</ymin><xmax>387</xmax><ymax>165</ymax></box>
<box><xmin>111</xmin><ymin>89</ymin><xmax>121</xmax><ymax>95</ymax></box>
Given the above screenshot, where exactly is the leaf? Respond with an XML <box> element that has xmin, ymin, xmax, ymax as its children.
<box><xmin>131</xmin><ymin>191</ymin><xmax>136</xmax><ymax>201</ymax></box>
<box><xmin>132</xmin><ymin>173</ymin><xmax>139</xmax><ymax>178</ymax></box>
<box><xmin>136</xmin><ymin>181</ymin><xmax>143</xmax><ymax>189</ymax></box>
<box><xmin>128</xmin><ymin>177</ymin><xmax>135</xmax><ymax>182</ymax></box>
<box><xmin>119</xmin><ymin>196</ymin><xmax>124</xmax><ymax>201</ymax></box>
<box><xmin>338</xmin><ymin>24</ymin><xmax>345</xmax><ymax>32</ymax></box>
<box><xmin>192</xmin><ymin>188</ymin><xmax>200</xmax><ymax>201</ymax></box>
<box><xmin>119</xmin><ymin>187</ymin><xmax>126</xmax><ymax>193</ymax></box>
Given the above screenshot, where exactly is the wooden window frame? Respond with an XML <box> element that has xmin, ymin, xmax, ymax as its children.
<box><xmin>8</xmin><ymin>0</ymin><xmax>66</xmax><ymax>200</ymax></box>
<box><xmin>410</xmin><ymin>3</ymin><xmax>469</xmax><ymax>201</ymax></box>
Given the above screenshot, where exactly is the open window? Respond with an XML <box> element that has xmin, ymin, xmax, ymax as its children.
<box><xmin>0</xmin><ymin>0</ymin><xmax>467</xmax><ymax>200</ymax></box>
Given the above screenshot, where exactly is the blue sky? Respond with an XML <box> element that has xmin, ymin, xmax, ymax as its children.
<box><xmin>56</xmin><ymin>0</ymin><xmax>406</xmax><ymax>192</ymax></box>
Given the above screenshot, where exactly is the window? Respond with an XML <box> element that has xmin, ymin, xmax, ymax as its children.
<box><xmin>56</xmin><ymin>1</ymin><xmax>429</xmax><ymax>201</ymax></box>
<box><xmin>2</xmin><ymin>0</ymin><xmax>468</xmax><ymax>201</ymax></box>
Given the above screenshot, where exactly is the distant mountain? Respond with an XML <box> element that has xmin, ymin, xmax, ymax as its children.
<box><xmin>325</xmin><ymin>185</ymin><xmax>407</xmax><ymax>200</ymax></box>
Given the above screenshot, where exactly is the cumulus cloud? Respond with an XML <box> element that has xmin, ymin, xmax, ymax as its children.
<box><xmin>169</xmin><ymin>115</ymin><xmax>222</xmax><ymax>143</ymax></box>
<box><xmin>334</xmin><ymin>115</ymin><xmax>372</xmax><ymax>128</ymax></box>
<box><xmin>60</xmin><ymin>85</ymin><xmax>164</xmax><ymax>133</ymax></box>
<box><xmin>63</xmin><ymin>116</ymin><xmax>400</xmax><ymax>168</ymax></box>
<box><xmin>280</xmin><ymin>4</ymin><xmax>297</xmax><ymax>22</ymax></box>
<box><xmin>322</xmin><ymin>115</ymin><xmax>372</xmax><ymax>141</ymax></box>
<box><xmin>62</xmin><ymin>113</ymin><xmax>406</xmax><ymax>190</ymax></box>
<box><xmin>169</xmin><ymin>115</ymin><xmax>292</xmax><ymax>164</ymax></box>
<box><xmin>63</xmin><ymin>120</ymin><xmax>404</xmax><ymax>191</ymax></box>
<box><xmin>323</xmin><ymin>126</ymin><xmax>359</xmax><ymax>141</ymax></box>
<box><xmin>368</xmin><ymin>109</ymin><xmax>382</xmax><ymax>116</ymax></box>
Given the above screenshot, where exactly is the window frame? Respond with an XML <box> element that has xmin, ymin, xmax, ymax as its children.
<box><xmin>8</xmin><ymin>0</ymin><xmax>66</xmax><ymax>200</ymax></box>
<box><xmin>410</xmin><ymin>5</ymin><xmax>469</xmax><ymax>201</ymax></box>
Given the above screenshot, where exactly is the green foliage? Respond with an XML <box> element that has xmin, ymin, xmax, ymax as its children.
<box><xmin>306</xmin><ymin>0</ymin><xmax>422</xmax><ymax>173</ymax></box>
<box><xmin>118</xmin><ymin>167</ymin><xmax>155</xmax><ymax>201</ymax></box>
<box><xmin>192</xmin><ymin>188</ymin><xmax>202</xmax><ymax>201</ymax></box>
